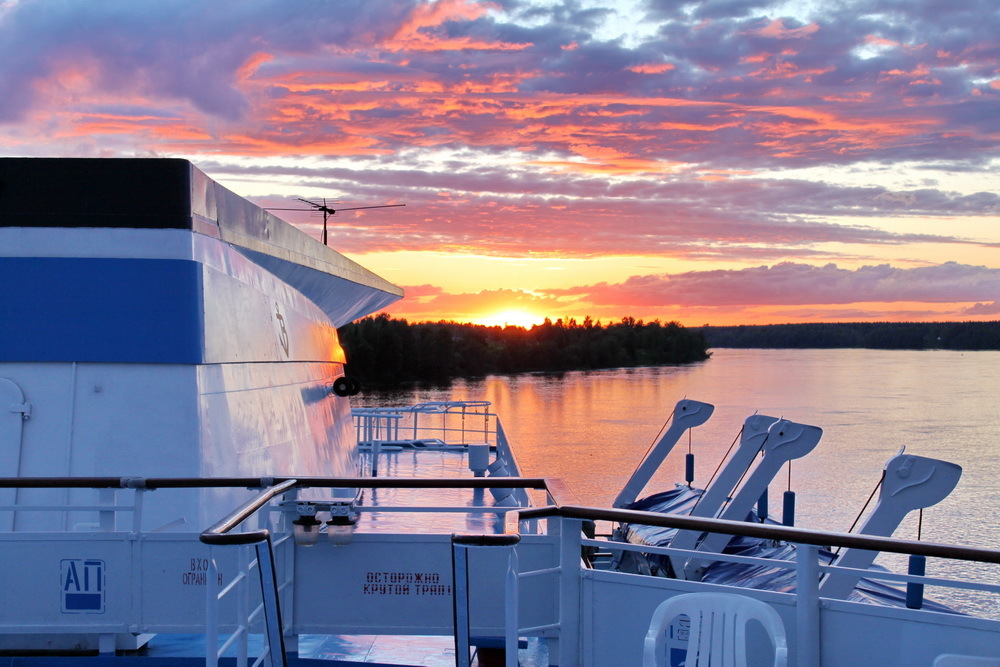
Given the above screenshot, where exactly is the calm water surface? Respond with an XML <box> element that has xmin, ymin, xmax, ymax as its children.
<box><xmin>356</xmin><ymin>348</ymin><xmax>1000</xmax><ymax>609</ymax></box>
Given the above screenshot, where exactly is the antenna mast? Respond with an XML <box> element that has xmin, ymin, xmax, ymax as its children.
<box><xmin>266</xmin><ymin>198</ymin><xmax>405</xmax><ymax>245</ymax></box>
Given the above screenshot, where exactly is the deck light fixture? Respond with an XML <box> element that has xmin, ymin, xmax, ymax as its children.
<box><xmin>326</xmin><ymin>501</ymin><xmax>358</xmax><ymax>546</ymax></box>
<box><xmin>292</xmin><ymin>504</ymin><xmax>322</xmax><ymax>547</ymax></box>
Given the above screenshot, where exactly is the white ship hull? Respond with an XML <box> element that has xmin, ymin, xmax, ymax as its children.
<box><xmin>0</xmin><ymin>159</ymin><xmax>402</xmax><ymax>531</ymax></box>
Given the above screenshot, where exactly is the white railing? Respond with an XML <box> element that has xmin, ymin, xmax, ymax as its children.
<box><xmin>515</xmin><ymin>505</ymin><xmax>1000</xmax><ymax>666</ymax></box>
<box><xmin>352</xmin><ymin>401</ymin><xmax>498</xmax><ymax>448</ymax></box>
<box><xmin>5</xmin><ymin>476</ymin><xmax>1000</xmax><ymax>666</ymax></box>
<box><xmin>202</xmin><ymin>532</ymin><xmax>292</xmax><ymax>667</ymax></box>
<box><xmin>200</xmin><ymin>479</ymin><xmax>299</xmax><ymax>667</ymax></box>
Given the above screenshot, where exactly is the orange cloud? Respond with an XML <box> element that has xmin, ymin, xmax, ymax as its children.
<box><xmin>628</xmin><ymin>63</ymin><xmax>675</xmax><ymax>74</ymax></box>
<box><xmin>751</xmin><ymin>19</ymin><xmax>820</xmax><ymax>39</ymax></box>
<box><xmin>865</xmin><ymin>35</ymin><xmax>899</xmax><ymax>48</ymax></box>
<box><xmin>237</xmin><ymin>52</ymin><xmax>274</xmax><ymax>81</ymax></box>
<box><xmin>748</xmin><ymin>62</ymin><xmax>835</xmax><ymax>80</ymax></box>
<box><xmin>383</xmin><ymin>0</ymin><xmax>528</xmax><ymax>52</ymax></box>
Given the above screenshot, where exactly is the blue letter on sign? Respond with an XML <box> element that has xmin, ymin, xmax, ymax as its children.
<box><xmin>61</xmin><ymin>559</ymin><xmax>105</xmax><ymax>613</ymax></box>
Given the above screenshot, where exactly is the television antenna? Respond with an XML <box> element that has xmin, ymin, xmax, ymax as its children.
<box><xmin>265</xmin><ymin>198</ymin><xmax>405</xmax><ymax>245</ymax></box>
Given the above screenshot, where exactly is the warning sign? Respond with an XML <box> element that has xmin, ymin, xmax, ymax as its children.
<box><xmin>363</xmin><ymin>571</ymin><xmax>451</xmax><ymax>596</ymax></box>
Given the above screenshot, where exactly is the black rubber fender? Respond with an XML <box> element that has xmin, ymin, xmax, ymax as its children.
<box><xmin>332</xmin><ymin>376</ymin><xmax>354</xmax><ymax>397</ymax></box>
<box><xmin>332</xmin><ymin>376</ymin><xmax>361</xmax><ymax>397</ymax></box>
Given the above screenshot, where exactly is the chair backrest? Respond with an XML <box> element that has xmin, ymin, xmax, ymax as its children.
<box><xmin>643</xmin><ymin>592</ymin><xmax>788</xmax><ymax>667</ymax></box>
<box><xmin>934</xmin><ymin>656</ymin><xmax>1000</xmax><ymax>667</ymax></box>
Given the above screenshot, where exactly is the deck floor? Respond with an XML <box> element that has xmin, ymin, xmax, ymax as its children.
<box><xmin>354</xmin><ymin>449</ymin><xmax>519</xmax><ymax>534</ymax></box>
<box><xmin>284</xmin><ymin>449</ymin><xmax>545</xmax><ymax>664</ymax></box>
<box><xmin>127</xmin><ymin>632</ymin><xmax>548</xmax><ymax>666</ymax></box>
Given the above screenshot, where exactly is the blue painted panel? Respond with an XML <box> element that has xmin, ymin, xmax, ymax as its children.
<box><xmin>0</xmin><ymin>258</ymin><xmax>204</xmax><ymax>363</ymax></box>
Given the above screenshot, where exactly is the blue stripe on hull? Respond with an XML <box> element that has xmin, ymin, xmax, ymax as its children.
<box><xmin>0</xmin><ymin>258</ymin><xmax>204</xmax><ymax>363</ymax></box>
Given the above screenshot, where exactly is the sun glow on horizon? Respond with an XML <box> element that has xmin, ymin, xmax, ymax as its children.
<box><xmin>472</xmin><ymin>309</ymin><xmax>547</xmax><ymax>328</ymax></box>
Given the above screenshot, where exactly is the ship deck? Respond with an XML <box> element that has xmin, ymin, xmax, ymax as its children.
<box><xmin>5</xmin><ymin>401</ymin><xmax>1000</xmax><ymax>666</ymax></box>
<box><xmin>131</xmin><ymin>447</ymin><xmax>547</xmax><ymax>666</ymax></box>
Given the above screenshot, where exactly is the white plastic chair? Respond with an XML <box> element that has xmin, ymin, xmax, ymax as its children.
<box><xmin>934</xmin><ymin>656</ymin><xmax>1000</xmax><ymax>666</ymax></box>
<box><xmin>643</xmin><ymin>592</ymin><xmax>788</xmax><ymax>667</ymax></box>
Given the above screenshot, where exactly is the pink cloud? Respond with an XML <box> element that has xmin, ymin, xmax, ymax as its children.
<box><xmin>546</xmin><ymin>262</ymin><xmax>1000</xmax><ymax>308</ymax></box>
<box><xmin>751</xmin><ymin>19</ymin><xmax>821</xmax><ymax>40</ymax></box>
<box><xmin>1</xmin><ymin>0</ymin><xmax>996</xmax><ymax>172</ymax></box>
<box><xmin>964</xmin><ymin>301</ymin><xmax>1000</xmax><ymax>316</ymax></box>
<box><xmin>0</xmin><ymin>0</ymin><xmax>997</xmax><ymax>328</ymax></box>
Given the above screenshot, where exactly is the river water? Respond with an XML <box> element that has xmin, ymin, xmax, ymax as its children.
<box><xmin>355</xmin><ymin>348</ymin><xmax>1000</xmax><ymax>611</ymax></box>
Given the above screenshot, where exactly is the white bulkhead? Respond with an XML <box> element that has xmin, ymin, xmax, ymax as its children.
<box><xmin>0</xmin><ymin>158</ymin><xmax>402</xmax><ymax>531</ymax></box>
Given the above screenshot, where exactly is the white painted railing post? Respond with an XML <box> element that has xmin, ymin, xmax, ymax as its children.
<box><xmin>131</xmin><ymin>487</ymin><xmax>145</xmax><ymax>535</ymax></box>
<box><xmin>557</xmin><ymin>517</ymin><xmax>583</xmax><ymax>666</ymax></box>
<box><xmin>505</xmin><ymin>546</ymin><xmax>520</xmax><ymax>667</ymax></box>
<box><xmin>205</xmin><ymin>551</ymin><xmax>219</xmax><ymax>667</ymax></box>
<box><xmin>255</xmin><ymin>539</ymin><xmax>287</xmax><ymax>667</ymax></box>
<box><xmin>452</xmin><ymin>534</ymin><xmax>522</xmax><ymax>667</ymax></box>
<box><xmin>452</xmin><ymin>541</ymin><xmax>472</xmax><ymax>667</ymax></box>
<box><xmin>99</xmin><ymin>488</ymin><xmax>115</xmax><ymax>532</ymax></box>
<box><xmin>237</xmin><ymin>544</ymin><xmax>249</xmax><ymax>667</ymax></box>
<box><xmin>796</xmin><ymin>543</ymin><xmax>821</xmax><ymax>667</ymax></box>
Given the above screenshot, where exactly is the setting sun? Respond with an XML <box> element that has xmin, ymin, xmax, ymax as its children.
<box><xmin>473</xmin><ymin>309</ymin><xmax>546</xmax><ymax>328</ymax></box>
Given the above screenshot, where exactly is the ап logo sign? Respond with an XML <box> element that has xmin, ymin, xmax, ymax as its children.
<box><xmin>61</xmin><ymin>559</ymin><xmax>105</xmax><ymax>613</ymax></box>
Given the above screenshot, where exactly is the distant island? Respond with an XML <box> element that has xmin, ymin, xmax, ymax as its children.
<box><xmin>696</xmin><ymin>321</ymin><xmax>1000</xmax><ymax>351</ymax></box>
<box><xmin>338</xmin><ymin>314</ymin><xmax>710</xmax><ymax>385</ymax></box>
<box><xmin>338</xmin><ymin>317</ymin><xmax>1000</xmax><ymax>386</ymax></box>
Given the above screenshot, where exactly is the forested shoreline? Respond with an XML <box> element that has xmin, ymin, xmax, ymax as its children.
<box><xmin>338</xmin><ymin>317</ymin><xmax>1000</xmax><ymax>386</ymax></box>
<box><xmin>697</xmin><ymin>321</ymin><xmax>1000</xmax><ymax>350</ymax></box>
<box><xmin>338</xmin><ymin>314</ymin><xmax>710</xmax><ymax>385</ymax></box>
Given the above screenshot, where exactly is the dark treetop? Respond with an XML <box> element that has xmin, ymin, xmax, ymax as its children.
<box><xmin>339</xmin><ymin>314</ymin><xmax>710</xmax><ymax>385</ymax></box>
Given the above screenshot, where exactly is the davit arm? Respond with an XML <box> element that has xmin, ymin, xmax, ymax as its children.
<box><xmin>612</xmin><ymin>399</ymin><xmax>715</xmax><ymax>509</ymax></box>
<box><xmin>819</xmin><ymin>453</ymin><xmax>962</xmax><ymax>599</ymax></box>
<box><xmin>681</xmin><ymin>418</ymin><xmax>823</xmax><ymax>580</ymax></box>
<box><xmin>666</xmin><ymin>413</ymin><xmax>779</xmax><ymax>575</ymax></box>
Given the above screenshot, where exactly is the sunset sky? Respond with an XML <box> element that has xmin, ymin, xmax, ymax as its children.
<box><xmin>1</xmin><ymin>0</ymin><xmax>998</xmax><ymax>326</ymax></box>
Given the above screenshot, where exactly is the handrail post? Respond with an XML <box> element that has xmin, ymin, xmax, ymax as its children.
<box><xmin>452</xmin><ymin>534</ymin><xmax>522</xmax><ymax>667</ymax></box>
<box><xmin>505</xmin><ymin>546</ymin><xmax>519</xmax><ymax>667</ymax></box>
<box><xmin>131</xmin><ymin>487</ymin><xmax>145</xmax><ymax>534</ymax></box>
<box><xmin>556</xmin><ymin>517</ymin><xmax>582</xmax><ymax>666</ymax></box>
<box><xmin>452</xmin><ymin>539</ymin><xmax>472</xmax><ymax>667</ymax></box>
<box><xmin>796</xmin><ymin>543</ymin><xmax>821</xmax><ymax>667</ymax></box>
<box><xmin>98</xmin><ymin>488</ymin><xmax>115</xmax><ymax>531</ymax></box>
<box><xmin>205</xmin><ymin>552</ymin><xmax>219</xmax><ymax>667</ymax></box>
<box><xmin>256</xmin><ymin>537</ymin><xmax>288</xmax><ymax>667</ymax></box>
<box><xmin>237</xmin><ymin>543</ymin><xmax>249</xmax><ymax>667</ymax></box>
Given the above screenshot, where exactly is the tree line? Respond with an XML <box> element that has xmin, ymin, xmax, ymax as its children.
<box><xmin>338</xmin><ymin>314</ymin><xmax>711</xmax><ymax>385</ymax></box>
<box><xmin>696</xmin><ymin>321</ymin><xmax>1000</xmax><ymax>350</ymax></box>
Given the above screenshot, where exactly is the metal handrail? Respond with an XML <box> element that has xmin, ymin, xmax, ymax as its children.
<box><xmin>6</xmin><ymin>475</ymin><xmax>999</xmax><ymax>564</ymax></box>
<box><xmin>353</xmin><ymin>402</ymin><xmax>501</xmax><ymax>450</ymax></box>
<box><xmin>518</xmin><ymin>504</ymin><xmax>1000</xmax><ymax>565</ymax></box>
<box><xmin>0</xmin><ymin>476</ymin><xmax>556</xmax><ymax>492</ymax></box>
<box><xmin>0</xmin><ymin>476</ymin><xmax>284</xmax><ymax>489</ymax></box>
<box><xmin>5</xmin><ymin>473</ymin><xmax>1000</xmax><ymax>667</ymax></box>
<box><xmin>199</xmin><ymin>479</ymin><xmax>298</xmax><ymax>546</ymax></box>
<box><xmin>198</xmin><ymin>480</ymin><xmax>297</xmax><ymax>667</ymax></box>
<box><xmin>7</xmin><ymin>475</ymin><xmax>999</xmax><ymax>564</ymax></box>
